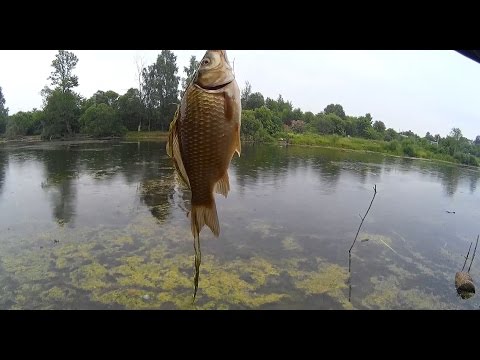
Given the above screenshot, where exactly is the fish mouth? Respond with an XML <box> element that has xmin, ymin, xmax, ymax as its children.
<box><xmin>196</xmin><ymin>80</ymin><xmax>234</xmax><ymax>91</ymax></box>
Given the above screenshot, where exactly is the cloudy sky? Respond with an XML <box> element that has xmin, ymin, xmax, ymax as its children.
<box><xmin>0</xmin><ymin>50</ymin><xmax>479</xmax><ymax>139</ymax></box>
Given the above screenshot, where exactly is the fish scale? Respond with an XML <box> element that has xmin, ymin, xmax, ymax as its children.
<box><xmin>166</xmin><ymin>50</ymin><xmax>241</xmax><ymax>300</ymax></box>
<box><xmin>180</xmin><ymin>86</ymin><xmax>232</xmax><ymax>206</ymax></box>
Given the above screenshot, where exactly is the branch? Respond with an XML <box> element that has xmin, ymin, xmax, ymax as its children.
<box><xmin>349</xmin><ymin>185</ymin><xmax>377</xmax><ymax>273</ymax></box>
<box><xmin>461</xmin><ymin>241</ymin><xmax>473</xmax><ymax>272</ymax></box>
<box><xmin>468</xmin><ymin>234</ymin><xmax>479</xmax><ymax>273</ymax></box>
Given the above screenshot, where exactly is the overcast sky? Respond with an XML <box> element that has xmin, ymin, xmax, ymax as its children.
<box><xmin>0</xmin><ymin>50</ymin><xmax>479</xmax><ymax>139</ymax></box>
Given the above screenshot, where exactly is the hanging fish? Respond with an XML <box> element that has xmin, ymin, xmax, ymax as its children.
<box><xmin>166</xmin><ymin>50</ymin><xmax>241</xmax><ymax>299</ymax></box>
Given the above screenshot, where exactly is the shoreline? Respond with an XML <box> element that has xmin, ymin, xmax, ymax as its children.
<box><xmin>2</xmin><ymin>133</ymin><xmax>478</xmax><ymax>170</ymax></box>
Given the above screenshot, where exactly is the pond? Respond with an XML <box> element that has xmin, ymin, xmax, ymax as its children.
<box><xmin>0</xmin><ymin>140</ymin><xmax>479</xmax><ymax>309</ymax></box>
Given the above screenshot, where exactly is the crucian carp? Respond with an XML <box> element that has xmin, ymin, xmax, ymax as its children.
<box><xmin>166</xmin><ymin>50</ymin><xmax>241</xmax><ymax>299</ymax></box>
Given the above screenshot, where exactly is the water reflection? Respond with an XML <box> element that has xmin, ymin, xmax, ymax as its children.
<box><xmin>0</xmin><ymin>140</ymin><xmax>479</xmax><ymax>309</ymax></box>
<box><xmin>39</xmin><ymin>146</ymin><xmax>80</xmax><ymax>226</ymax></box>
<box><xmin>0</xmin><ymin>150</ymin><xmax>8</xmax><ymax>197</ymax></box>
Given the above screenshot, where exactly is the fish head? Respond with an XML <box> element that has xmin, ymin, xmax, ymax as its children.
<box><xmin>195</xmin><ymin>50</ymin><xmax>235</xmax><ymax>89</ymax></box>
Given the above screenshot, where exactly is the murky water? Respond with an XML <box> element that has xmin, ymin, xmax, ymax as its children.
<box><xmin>0</xmin><ymin>140</ymin><xmax>479</xmax><ymax>309</ymax></box>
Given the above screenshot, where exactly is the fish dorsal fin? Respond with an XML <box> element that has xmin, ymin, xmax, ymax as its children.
<box><xmin>214</xmin><ymin>171</ymin><xmax>230</xmax><ymax>198</ymax></box>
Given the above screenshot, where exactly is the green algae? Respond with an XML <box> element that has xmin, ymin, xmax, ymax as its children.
<box><xmin>70</xmin><ymin>262</ymin><xmax>109</xmax><ymax>291</ymax></box>
<box><xmin>362</xmin><ymin>275</ymin><xmax>452</xmax><ymax>310</ymax></box>
<box><xmin>282</xmin><ymin>236</ymin><xmax>302</xmax><ymax>251</ymax></box>
<box><xmin>287</xmin><ymin>261</ymin><xmax>353</xmax><ymax>309</ymax></box>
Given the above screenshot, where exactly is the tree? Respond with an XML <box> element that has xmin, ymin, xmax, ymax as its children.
<box><xmin>42</xmin><ymin>51</ymin><xmax>81</xmax><ymax>138</ymax></box>
<box><xmin>475</xmin><ymin>135</ymin><xmax>480</xmax><ymax>146</ymax></box>
<box><xmin>5</xmin><ymin>109</ymin><xmax>44</xmax><ymax>138</ymax></box>
<box><xmin>48</xmin><ymin>50</ymin><xmax>79</xmax><ymax>93</ymax></box>
<box><xmin>80</xmin><ymin>103</ymin><xmax>126</xmax><ymax>137</ymax></box>
<box><xmin>181</xmin><ymin>55</ymin><xmax>199</xmax><ymax>96</ymax></box>
<box><xmin>43</xmin><ymin>89</ymin><xmax>81</xmax><ymax>139</ymax></box>
<box><xmin>240</xmin><ymin>110</ymin><xmax>262</xmax><ymax>140</ymax></box>
<box><xmin>91</xmin><ymin>90</ymin><xmax>120</xmax><ymax>108</ymax></box>
<box><xmin>141</xmin><ymin>50</ymin><xmax>180</xmax><ymax>131</ymax></box>
<box><xmin>6</xmin><ymin>112</ymin><xmax>33</xmax><ymax>138</ymax></box>
<box><xmin>0</xmin><ymin>86</ymin><xmax>8</xmax><ymax>134</ymax></box>
<box><xmin>241</xmin><ymin>82</ymin><xmax>252</xmax><ymax>109</ymax></box>
<box><xmin>356</xmin><ymin>114</ymin><xmax>373</xmax><ymax>138</ymax></box>
<box><xmin>450</xmin><ymin>127</ymin><xmax>462</xmax><ymax>141</ymax></box>
<box><xmin>373</xmin><ymin>120</ymin><xmax>386</xmax><ymax>133</ymax></box>
<box><xmin>324</xmin><ymin>104</ymin><xmax>346</xmax><ymax>119</ymax></box>
<box><xmin>245</xmin><ymin>92</ymin><xmax>265</xmax><ymax>110</ymax></box>
<box><xmin>425</xmin><ymin>132</ymin><xmax>435</xmax><ymax>141</ymax></box>
<box><xmin>117</xmin><ymin>88</ymin><xmax>146</xmax><ymax>131</ymax></box>
<box><xmin>304</xmin><ymin>111</ymin><xmax>315</xmax><ymax>124</ymax></box>
<box><xmin>254</xmin><ymin>106</ymin><xmax>282</xmax><ymax>136</ymax></box>
<box><xmin>384</xmin><ymin>128</ymin><xmax>398</xmax><ymax>141</ymax></box>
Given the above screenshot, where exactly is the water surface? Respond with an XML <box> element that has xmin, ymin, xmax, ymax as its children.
<box><xmin>0</xmin><ymin>141</ymin><xmax>479</xmax><ymax>309</ymax></box>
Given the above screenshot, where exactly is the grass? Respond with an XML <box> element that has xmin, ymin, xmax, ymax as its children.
<box><xmin>288</xmin><ymin>133</ymin><xmax>475</xmax><ymax>166</ymax></box>
<box><xmin>124</xmin><ymin>131</ymin><xmax>169</xmax><ymax>140</ymax></box>
<box><xmin>121</xmin><ymin>131</ymin><xmax>478</xmax><ymax>167</ymax></box>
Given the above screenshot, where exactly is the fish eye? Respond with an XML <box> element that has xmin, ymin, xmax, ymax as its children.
<box><xmin>202</xmin><ymin>58</ymin><xmax>210</xmax><ymax>66</ymax></box>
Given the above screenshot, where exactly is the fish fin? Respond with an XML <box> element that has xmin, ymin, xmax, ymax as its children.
<box><xmin>166</xmin><ymin>106</ymin><xmax>190</xmax><ymax>188</ymax></box>
<box><xmin>233</xmin><ymin>123</ymin><xmax>241</xmax><ymax>157</ymax></box>
<box><xmin>166</xmin><ymin>105</ymin><xmax>179</xmax><ymax>158</ymax></box>
<box><xmin>191</xmin><ymin>201</ymin><xmax>220</xmax><ymax>238</ymax></box>
<box><xmin>223</xmin><ymin>85</ymin><xmax>241</xmax><ymax>157</ymax></box>
<box><xmin>214</xmin><ymin>171</ymin><xmax>230</xmax><ymax>198</ymax></box>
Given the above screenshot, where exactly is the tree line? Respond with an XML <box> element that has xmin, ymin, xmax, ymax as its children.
<box><xmin>0</xmin><ymin>50</ymin><xmax>198</xmax><ymax>140</ymax></box>
<box><xmin>1</xmin><ymin>50</ymin><xmax>479</xmax><ymax>166</ymax></box>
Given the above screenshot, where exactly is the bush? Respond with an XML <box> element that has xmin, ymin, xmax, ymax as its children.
<box><xmin>402</xmin><ymin>142</ymin><xmax>416</xmax><ymax>157</ymax></box>
<box><xmin>80</xmin><ymin>104</ymin><xmax>126</xmax><ymax>137</ymax></box>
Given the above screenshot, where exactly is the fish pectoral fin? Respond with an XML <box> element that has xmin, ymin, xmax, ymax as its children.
<box><xmin>191</xmin><ymin>202</ymin><xmax>220</xmax><ymax>238</ymax></box>
<box><xmin>214</xmin><ymin>171</ymin><xmax>230</xmax><ymax>198</ymax></box>
<box><xmin>166</xmin><ymin>105</ymin><xmax>180</xmax><ymax>158</ymax></box>
<box><xmin>233</xmin><ymin>123</ymin><xmax>241</xmax><ymax>157</ymax></box>
<box><xmin>167</xmin><ymin>106</ymin><xmax>190</xmax><ymax>188</ymax></box>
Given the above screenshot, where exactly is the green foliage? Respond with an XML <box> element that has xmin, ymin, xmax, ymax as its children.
<box><xmin>0</xmin><ymin>86</ymin><xmax>8</xmax><ymax>134</ymax></box>
<box><xmin>384</xmin><ymin>128</ymin><xmax>398</xmax><ymax>141</ymax></box>
<box><xmin>254</xmin><ymin>106</ymin><xmax>282</xmax><ymax>136</ymax></box>
<box><xmin>42</xmin><ymin>89</ymin><xmax>81</xmax><ymax>139</ymax></box>
<box><xmin>141</xmin><ymin>50</ymin><xmax>180</xmax><ymax>131</ymax></box>
<box><xmin>364</xmin><ymin>127</ymin><xmax>382</xmax><ymax>140</ymax></box>
<box><xmin>6</xmin><ymin>112</ymin><xmax>33</xmax><ymax>138</ymax></box>
<box><xmin>324</xmin><ymin>104</ymin><xmax>346</xmax><ymax>119</ymax></box>
<box><xmin>373</xmin><ymin>120</ymin><xmax>386</xmax><ymax>133</ymax></box>
<box><xmin>424</xmin><ymin>132</ymin><xmax>435</xmax><ymax>142</ymax></box>
<box><xmin>91</xmin><ymin>90</ymin><xmax>119</xmax><ymax>109</ymax></box>
<box><xmin>5</xmin><ymin>109</ymin><xmax>44</xmax><ymax>138</ymax></box>
<box><xmin>80</xmin><ymin>103</ymin><xmax>126</xmax><ymax>137</ymax></box>
<box><xmin>385</xmin><ymin>140</ymin><xmax>400</xmax><ymax>153</ymax></box>
<box><xmin>48</xmin><ymin>50</ymin><xmax>79</xmax><ymax>93</ymax></box>
<box><xmin>245</xmin><ymin>92</ymin><xmax>265</xmax><ymax>110</ymax></box>
<box><xmin>117</xmin><ymin>88</ymin><xmax>146</xmax><ymax>131</ymax></box>
<box><xmin>402</xmin><ymin>141</ymin><xmax>416</xmax><ymax>157</ymax></box>
<box><xmin>450</xmin><ymin>127</ymin><xmax>462</xmax><ymax>141</ymax></box>
<box><xmin>181</xmin><ymin>55</ymin><xmax>199</xmax><ymax>96</ymax></box>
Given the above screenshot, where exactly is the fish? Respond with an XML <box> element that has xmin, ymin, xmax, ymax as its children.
<box><xmin>166</xmin><ymin>50</ymin><xmax>241</xmax><ymax>299</ymax></box>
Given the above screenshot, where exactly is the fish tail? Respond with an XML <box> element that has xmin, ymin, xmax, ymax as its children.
<box><xmin>192</xmin><ymin>231</ymin><xmax>201</xmax><ymax>302</ymax></box>
<box><xmin>190</xmin><ymin>198</ymin><xmax>220</xmax><ymax>302</ymax></box>
<box><xmin>190</xmin><ymin>199</ymin><xmax>220</xmax><ymax>238</ymax></box>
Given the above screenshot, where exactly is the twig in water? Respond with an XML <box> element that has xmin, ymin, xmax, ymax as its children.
<box><xmin>461</xmin><ymin>241</ymin><xmax>473</xmax><ymax>272</ymax></box>
<box><xmin>467</xmin><ymin>234</ymin><xmax>479</xmax><ymax>273</ymax></box>
<box><xmin>349</xmin><ymin>185</ymin><xmax>377</xmax><ymax>273</ymax></box>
